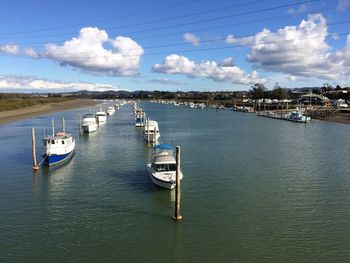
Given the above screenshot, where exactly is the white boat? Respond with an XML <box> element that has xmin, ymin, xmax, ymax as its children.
<box><xmin>288</xmin><ymin>111</ymin><xmax>311</xmax><ymax>123</ymax></box>
<box><xmin>143</xmin><ymin>119</ymin><xmax>160</xmax><ymax>143</ymax></box>
<box><xmin>106</xmin><ymin>106</ymin><xmax>115</xmax><ymax>116</ymax></box>
<box><xmin>134</xmin><ymin>109</ymin><xmax>144</xmax><ymax>127</ymax></box>
<box><xmin>42</xmin><ymin>119</ymin><xmax>75</xmax><ymax>166</ymax></box>
<box><xmin>147</xmin><ymin>144</ymin><xmax>183</xmax><ymax>189</ymax></box>
<box><xmin>96</xmin><ymin>111</ymin><xmax>107</xmax><ymax>124</ymax></box>
<box><xmin>81</xmin><ymin>113</ymin><xmax>98</xmax><ymax>133</ymax></box>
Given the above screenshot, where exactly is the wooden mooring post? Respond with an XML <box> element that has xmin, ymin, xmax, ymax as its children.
<box><xmin>31</xmin><ymin>127</ymin><xmax>39</xmax><ymax>171</ymax></box>
<box><xmin>173</xmin><ymin>146</ymin><xmax>182</xmax><ymax>221</ymax></box>
<box><xmin>79</xmin><ymin>113</ymin><xmax>83</xmax><ymax>136</ymax></box>
<box><xmin>147</xmin><ymin>117</ymin><xmax>150</xmax><ymax>146</ymax></box>
<box><xmin>154</xmin><ymin>126</ymin><xmax>157</xmax><ymax>145</ymax></box>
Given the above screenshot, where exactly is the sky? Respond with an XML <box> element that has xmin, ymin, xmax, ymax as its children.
<box><xmin>0</xmin><ymin>0</ymin><xmax>350</xmax><ymax>92</ymax></box>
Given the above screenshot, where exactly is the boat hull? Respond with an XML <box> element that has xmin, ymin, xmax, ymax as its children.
<box><xmin>149</xmin><ymin>172</ymin><xmax>175</xmax><ymax>189</ymax></box>
<box><xmin>82</xmin><ymin>124</ymin><xmax>97</xmax><ymax>133</ymax></box>
<box><xmin>44</xmin><ymin>150</ymin><xmax>74</xmax><ymax>166</ymax></box>
<box><xmin>143</xmin><ymin>133</ymin><xmax>160</xmax><ymax>143</ymax></box>
<box><xmin>97</xmin><ymin>116</ymin><xmax>106</xmax><ymax>123</ymax></box>
<box><xmin>147</xmin><ymin>166</ymin><xmax>182</xmax><ymax>190</ymax></box>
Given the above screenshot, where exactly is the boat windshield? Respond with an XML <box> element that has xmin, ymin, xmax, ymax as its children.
<box><xmin>154</xmin><ymin>163</ymin><xmax>176</xmax><ymax>172</ymax></box>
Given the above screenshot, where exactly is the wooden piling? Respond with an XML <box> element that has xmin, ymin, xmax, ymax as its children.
<box><xmin>52</xmin><ymin>119</ymin><xmax>55</xmax><ymax>136</ymax></box>
<box><xmin>147</xmin><ymin>117</ymin><xmax>150</xmax><ymax>146</ymax></box>
<box><xmin>154</xmin><ymin>126</ymin><xmax>157</xmax><ymax>145</ymax></box>
<box><xmin>173</xmin><ymin>146</ymin><xmax>182</xmax><ymax>221</ymax></box>
<box><xmin>31</xmin><ymin>127</ymin><xmax>39</xmax><ymax>171</ymax></box>
<box><xmin>62</xmin><ymin>117</ymin><xmax>65</xmax><ymax>133</ymax></box>
<box><xmin>141</xmin><ymin>112</ymin><xmax>145</xmax><ymax>130</ymax></box>
<box><xmin>79</xmin><ymin>114</ymin><xmax>82</xmax><ymax>136</ymax></box>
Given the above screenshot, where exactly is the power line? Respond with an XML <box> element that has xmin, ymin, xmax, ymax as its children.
<box><xmin>143</xmin><ymin>20</ymin><xmax>350</xmax><ymax>50</ymax></box>
<box><xmin>0</xmin><ymin>0</ymin><xmax>320</xmax><ymax>40</ymax></box>
<box><xmin>0</xmin><ymin>0</ymin><xmax>272</xmax><ymax>40</ymax></box>
<box><xmin>2</xmin><ymin>17</ymin><xmax>349</xmax><ymax>50</ymax></box>
<box><xmin>120</xmin><ymin>0</ymin><xmax>321</xmax><ymax>35</ymax></box>
<box><xmin>0</xmin><ymin>0</ymin><xmax>201</xmax><ymax>36</ymax></box>
<box><xmin>3</xmin><ymin>31</ymin><xmax>347</xmax><ymax>59</ymax></box>
<box><xmin>142</xmin><ymin>32</ymin><xmax>350</xmax><ymax>57</ymax></box>
<box><xmin>93</xmin><ymin>0</ymin><xmax>273</xmax><ymax>31</ymax></box>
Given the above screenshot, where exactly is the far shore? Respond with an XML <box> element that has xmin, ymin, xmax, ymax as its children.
<box><xmin>320</xmin><ymin>112</ymin><xmax>350</xmax><ymax>125</ymax></box>
<box><xmin>0</xmin><ymin>99</ymin><xmax>99</xmax><ymax>125</ymax></box>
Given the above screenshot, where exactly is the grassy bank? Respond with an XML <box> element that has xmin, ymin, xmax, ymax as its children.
<box><xmin>0</xmin><ymin>96</ymin><xmax>71</xmax><ymax>112</ymax></box>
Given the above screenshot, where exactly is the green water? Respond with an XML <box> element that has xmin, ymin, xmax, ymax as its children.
<box><xmin>1</xmin><ymin>102</ymin><xmax>350</xmax><ymax>262</ymax></box>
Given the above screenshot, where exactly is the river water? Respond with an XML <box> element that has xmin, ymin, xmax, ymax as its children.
<box><xmin>1</xmin><ymin>102</ymin><xmax>350</xmax><ymax>262</ymax></box>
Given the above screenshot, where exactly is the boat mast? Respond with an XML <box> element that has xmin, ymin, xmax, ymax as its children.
<box><xmin>62</xmin><ymin>117</ymin><xmax>65</xmax><ymax>133</ymax></box>
<box><xmin>52</xmin><ymin>119</ymin><xmax>55</xmax><ymax>136</ymax></box>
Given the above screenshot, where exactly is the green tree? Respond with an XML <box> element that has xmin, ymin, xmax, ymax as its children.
<box><xmin>249</xmin><ymin>83</ymin><xmax>267</xmax><ymax>100</ymax></box>
<box><xmin>270</xmin><ymin>87</ymin><xmax>289</xmax><ymax>100</ymax></box>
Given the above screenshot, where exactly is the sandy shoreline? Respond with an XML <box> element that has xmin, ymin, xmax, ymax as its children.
<box><xmin>0</xmin><ymin>99</ymin><xmax>99</xmax><ymax>125</ymax></box>
<box><xmin>319</xmin><ymin>112</ymin><xmax>350</xmax><ymax>125</ymax></box>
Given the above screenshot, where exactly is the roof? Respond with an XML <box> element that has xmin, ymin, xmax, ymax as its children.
<box><xmin>301</xmin><ymin>93</ymin><xmax>330</xmax><ymax>101</ymax></box>
<box><xmin>146</xmin><ymin>120</ymin><xmax>158</xmax><ymax>126</ymax></box>
<box><xmin>154</xmin><ymin>155</ymin><xmax>176</xmax><ymax>164</ymax></box>
<box><xmin>154</xmin><ymin>144</ymin><xmax>173</xmax><ymax>150</ymax></box>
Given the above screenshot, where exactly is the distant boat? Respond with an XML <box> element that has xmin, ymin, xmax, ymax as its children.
<box><xmin>143</xmin><ymin>119</ymin><xmax>160</xmax><ymax>143</ymax></box>
<box><xmin>106</xmin><ymin>106</ymin><xmax>115</xmax><ymax>116</ymax></box>
<box><xmin>288</xmin><ymin>111</ymin><xmax>311</xmax><ymax>123</ymax></box>
<box><xmin>147</xmin><ymin>144</ymin><xmax>183</xmax><ymax>189</ymax></box>
<box><xmin>81</xmin><ymin>113</ymin><xmax>98</xmax><ymax>133</ymax></box>
<box><xmin>42</xmin><ymin>119</ymin><xmax>75</xmax><ymax>166</ymax></box>
<box><xmin>96</xmin><ymin>111</ymin><xmax>107</xmax><ymax>124</ymax></box>
<box><xmin>134</xmin><ymin>109</ymin><xmax>144</xmax><ymax>127</ymax></box>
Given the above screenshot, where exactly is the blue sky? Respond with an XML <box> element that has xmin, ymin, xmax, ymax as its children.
<box><xmin>0</xmin><ymin>0</ymin><xmax>350</xmax><ymax>92</ymax></box>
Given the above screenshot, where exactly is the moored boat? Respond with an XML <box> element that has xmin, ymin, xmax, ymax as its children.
<box><xmin>42</xmin><ymin>119</ymin><xmax>75</xmax><ymax>166</ymax></box>
<box><xmin>288</xmin><ymin>111</ymin><xmax>311</xmax><ymax>123</ymax></box>
<box><xmin>106</xmin><ymin>106</ymin><xmax>115</xmax><ymax>116</ymax></box>
<box><xmin>147</xmin><ymin>144</ymin><xmax>183</xmax><ymax>189</ymax></box>
<box><xmin>96</xmin><ymin>111</ymin><xmax>107</xmax><ymax>124</ymax></box>
<box><xmin>134</xmin><ymin>109</ymin><xmax>144</xmax><ymax>127</ymax></box>
<box><xmin>143</xmin><ymin>119</ymin><xmax>160</xmax><ymax>143</ymax></box>
<box><xmin>81</xmin><ymin>113</ymin><xmax>98</xmax><ymax>133</ymax></box>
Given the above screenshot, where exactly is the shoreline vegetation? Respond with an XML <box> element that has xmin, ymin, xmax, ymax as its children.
<box><xmin>0</xmin><ymin>98</ymin><xmax>98</xmax><ymax>125</ymax></box>
<box><xmin>1</xmin><ymin>86</ymin><xmax>350</xmax><ymax>125</ymax></box>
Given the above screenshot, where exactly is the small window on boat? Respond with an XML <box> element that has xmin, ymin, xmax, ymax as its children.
<box><xmin>155</xmin><ymin>163</ymin><xmax>176</xmax><ymax>172</ymax></box>
<box><xmin>51</xmin><ymin>140</ymin><xmax>55</xmax><ymax>144</ymax></box>
<box><xmin>62</xmin><ymin>140</ymin><xmax>65</xmax><ymax>145</ymax></box>
<box><xmin>168</xmin><ymin>164</ymin><xmax>176</xmax><ymax>171</ymax></box>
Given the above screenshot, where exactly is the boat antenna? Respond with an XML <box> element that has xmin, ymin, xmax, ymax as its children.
<box><xmin>52</xmin><ymin>118</ymin><xmax>55</xmax><ymax>136</ymax></box>
<box><xmin>62</xmin><ymin>117</ymin><xmax>65</xmax><ymax>133</ymax></box>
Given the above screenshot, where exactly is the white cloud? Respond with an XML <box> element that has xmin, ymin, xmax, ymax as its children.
<box><xmin>337</xmin><ymin>0</ymin><xmax>350</xmax><ymax>11</ymax></box>
<box><xmin>153</xmin><ymin>54</ymin><xmax>264</xmax><ymax>85</ymax></box>
<box><xmin>183</xmin><ymin>33</ymin><xmax>200</xmax><ymax>46</ymax></box>
<box><xmin>229</xmin><ymin>13</ymin><xmax>350</xmax><ymax>81</ymax></box>
<box><xmin>0</xmin><ymin>75</ymin><xmax>121</xmax><ymax>92</ymax></box>
<box><xmin>147</xmin><ymin>78</ymin><xmax>184</xmax><ymax>86</ymax></box>
<box><xmin>43</xmin><ymin>27</ymin><xmax>144</xmax><ymax>76</ymax></box>
<box><xmin>25</xmin><ymin>47</ymin><xmax>40</xmax><ymax>58</ymax></box>
<box><xmin>288</xmin><ymin>75</ymin><xmax>297</xmax><ymax>81</ymax></box>
<box><xmin>226</xmin><ymin>34</ymin><xmax>235</xmax><ymax>44</ymax></box>
<box><xmin>0</xmin><ymin>44</ymin><xmax>20</xmax><ymax>55</ymax></box>
<box><xmin>287</xmin><ymin>4</ymin><xmax>308</xmax><ymax>15</ymax></box>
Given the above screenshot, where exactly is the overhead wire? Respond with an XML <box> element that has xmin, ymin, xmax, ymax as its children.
<box><xmin>0</xmin><ymin>0</ymin><xmax>319</xmax><ymax>41</ymax></box>
<box><xmin>2</xmin><ymin>18</ymin><xmax>349</xmax><ymax>54</ymax></box>
<box><xmin>0</xmin><ymin>8</ymin><xmax>329</xmax><ymax>46</ymax></box>
<box><xmin>0</xmin><ymin>0</ymin><xmax>202</xmax><ymax>36</ymax></box>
